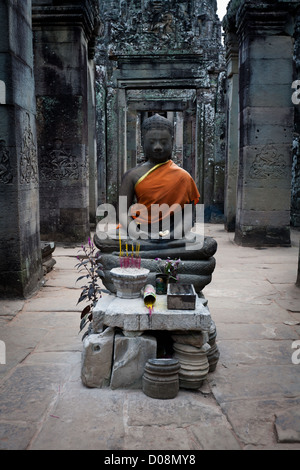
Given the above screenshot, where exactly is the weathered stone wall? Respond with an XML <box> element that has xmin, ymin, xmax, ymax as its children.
<box><xmin>88</xmin><ymin>59</ymin><xmax>98</xmax><ymax>225</ymax></box>
<box><xmin>0</xmin><ymin>0</ymin><xmax>43</xmax><ymax>297</ymax></box>
<box><xmin>223</xmin><ymin>31</ymin><xmax>239</xmax><ymax>232</ymax></box>
<box><xmin>292</xmin><ymin>9</ymin><xmax>300</xmax><ymax>227</ymax></box>
<box><xmin>95</xmin><ymin>0</ymin><xmax>226</xmax><ymax>220</ymax></box>
<box><xmin>32</xmin><ymin>0</ymin><xmax>100</xmax><ymax>242</ymax></box>
<box><xmin>224</xmin><ymin>0</ymin><xmax>298</xmax><ymax>246</ymax></box>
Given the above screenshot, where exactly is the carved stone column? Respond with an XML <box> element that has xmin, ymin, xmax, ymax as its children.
<box><xmin>0</xmin><ymin>0</ymin><xmax>43</xmax><ymax>296</ymax></box>
<box><xmin>223</xmin><ymin>32</ymin><xmax>239</xmax><ymax>232</ymax></box>
<box><xmin>32</xmin><ymin>0</ymin><xmax>100</xmax><ymax>241</ymax></box>
<box><xmin>292</xmin><ymin>8</ymin><xmax>300</xmax><ymax>227</ymax></box>
<box><xmin>235</xmin><ymin>1</ymin><xmax>295</xmax><ymax>246</ymax></box>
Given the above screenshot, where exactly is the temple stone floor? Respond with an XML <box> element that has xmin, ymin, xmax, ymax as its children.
<box><xmin>0</xmin><ymin>224</ymin><xmax>300</xmax><ymax>450</ymax></box>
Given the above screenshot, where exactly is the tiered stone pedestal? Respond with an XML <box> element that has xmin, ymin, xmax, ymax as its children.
<box><xmin>81</xmin><ymin>294</ymin><xmax>219</xmax><ymax>390</ymax></box>
<box><xmin>94</xmin><ymin>235</ymin><xmax>217</xmax><ymax>296</ymax></box>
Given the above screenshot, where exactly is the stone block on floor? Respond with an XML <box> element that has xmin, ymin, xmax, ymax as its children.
<box><xmin>81</xmin><ymin>327</ymin><xmax>114</xmax><ymax>388</ymax></box>
<box><xmin>110</xmin><ymin>333</ymin><xmax>157</xmax><ymax>390</ymax></box>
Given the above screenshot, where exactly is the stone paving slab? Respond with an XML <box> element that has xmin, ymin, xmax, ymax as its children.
<box><xmin>0</xmin><ymin>364</ymin><xmax>72</xmax><ymax>422</ymax></box>
<box><xmin>264</xmin><ymin>268</ymin><xmax>299</xmax><ymax>284</ymax></box>
<box><xmin>0</xmin><ymin>299</ymin><xmax>25</xmax><ymax>322</ymax></box>
<box><xmin>30</xmin><ymin>386</ymin><xmax>126</xmax><ymax>450</ymax></box>
<box><xmin>124</xmin><ymin>425</ymin><xmax>191</xmax><ymax>450</ymax></box>
<box><xmin>50</xmin><ymin>254</ymin><xmax>81</xmax><ymax>271</ymax></box>
<box><xmin>275</xmin><ymin>406</ymin><xmax>300</xmax><ymax>443</ymax></box>
<box><xmin>10</xmin><ymin>311</ymin><xmax>80</xmax><ymax>330</ymax></box>
<box><xmin>24</xmin><ymin>351</ymin><xmax>81</xmax><ymax>366</ymax></box>
<box><xmin>205</xmin><ymin>299</ymin><xmax>295</xmax><ymax>324</ymax></box>
<box><xmin>33</xmin><ymin>328</ymin><xmax>82</xmax><ymax>353</ymax></box>
<box><xmin>188</xmin><ymin>423</ymin><xmax>241</xmax><ymax>450</ymax></box>
<box><xmin>126</xmin><ymin>390</ymin><xmax>230</xmax><ymax>427</ymax></box>
<box><xmin>0</xmin><ymin>325</ymin><xmax>49</xmax><ymax>379</ymax></box>
<box><xmin>0</xmin><ymin>421</ymin><xmax>38</xmax><ymax>451</ymax></box>
<box><xmin>216</xmin><ymin>322</ymin><xmax>298</xmax><ymax>341</ymax></box>
<box><xmin>45</xmin><ymin>270</ymin><xmax>82</xmax><ymax>289</ymax></box>
<box><xmin>219</xmin><ymin>397</ymin><xmax>300</xmax><ymax>448</ymax></box>
<box><xmin>208</xmin><ymin>364</ymin><xmax>300</xmax><ymax>402</ymax></box>
<box><xmin>205</xmin><ymin>278</ymin><xmax>278</xmax><ymax>304</ymax></box>
<box><xmin>22</xmin><ymin>287</ymin><xmax>82</xmax><ymax>312</ymax></box>
<box><xmin>217</xmin><ymin>339</ymin><xmax>297</xmax><ymax>366</ymax></box>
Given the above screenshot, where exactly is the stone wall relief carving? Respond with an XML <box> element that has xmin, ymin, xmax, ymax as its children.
<box><xmin>148</xmin><ymin>11</ymin><xmax>175</xmax><ymax>40</ymax></box>
<box><xmin>144</xmin><ymin>1</ymin><xmax>175</xmax><ymax>39</ymax></box>
<box><xmin>0</xmin><ymin>139</ymin><xmax>13</xmax><ymax>184</ymax></box>
<box><xmin>40</xmin><ymin>138</ymin><xmax>79</xmax><ymax>181</ymax></box>
<box><xmin>249</xmin><ymin>144</ymin><xmax>289</xmax><ymax>179</ymax></box>
<box><xmin>100</xmin><ymin>0</ymin><xmax>219</xmax><ymax>55</ymax></box>
<box><xmin>20</xmin><ymin>113</ymin><xmax>38</xmax><ymax>184</ymax></box>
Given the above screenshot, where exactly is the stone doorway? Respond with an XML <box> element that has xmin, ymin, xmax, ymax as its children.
<box><xmin>104</xmin><ymin>84</ymin><xmax>218</xmax><ymax>210</ymax></box>
<box><xmin>125</xmin><ymin>90</ymin><xmax>196</xmax><ymax>176</ymax></box>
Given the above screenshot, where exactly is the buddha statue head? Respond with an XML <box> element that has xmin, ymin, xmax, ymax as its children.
<box><xmin>141</xmin><ymin>113</ymin><xmax>174</xmax><ymax>137</ymax></box>
<box><xmin>141</xmin><ymin>114</ymin><xmax>174</xmax><ymax>164</ymax></box>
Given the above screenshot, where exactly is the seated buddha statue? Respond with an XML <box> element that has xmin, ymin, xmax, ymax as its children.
<box><xmin>118</xmin><ymin>113</ymin><xmax>199</xmax><ymax>243</ymax></box>
<box><xmin>94</xmin><ymin>113</ymin><xmax>217</xmax><ymax>294</ymax></box>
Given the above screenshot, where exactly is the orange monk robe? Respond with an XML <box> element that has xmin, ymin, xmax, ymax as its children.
<box><xmin>131</xmin><ymin>160</ymin><xmax>200</xmax><ymax>225</ymax></box>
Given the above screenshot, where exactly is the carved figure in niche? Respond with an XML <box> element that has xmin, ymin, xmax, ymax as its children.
<box><xmin>97</xmin><ymin>19</ymin><xmax>105</xmax><ymax>37</ymax></box>
<box><xmin>177</xmin><ymin>3</ymin><xmax>190</xmax><ymax>30</ymax></box>
<box><xmin>195</xmin><ymin>14</ymin><xmax>207</xmax><ymax>36</ymax></box>
<box><xmin>0</xmin><ymin>139</ymin><xmax>13</xmax><ymax>184</ymax></box>
<box><xmin>120</xmin><ymin>0</ymin><xmax>128</xmax><ymax>21</ymax></box>
<box><xmin>145</xmin><ymin>0</ymin><xmax>174</xmax><ymax>37</ymax></box>
<box><xmin>20</xmin><ymin>113</ymin><xmax>38</xmax><ymax>184</ymax></box>
<box><xmin>151</xmin><ymin>12</ymin><xmax>174</xmax><ymax>38</ymax></box>
<box><xmin>118</xmin><ymin>113</ymin><xmax>199</xmax><ymax>240</ymax></box>
<box><xmin>40</xmin><ymin>138</ymin><xmax>79</xmax><ymax>181</ymax></box>
<box><xmin>151</xmin><ymin>0</ymin><xmax>164</xmax><ymax>13</ymax></box>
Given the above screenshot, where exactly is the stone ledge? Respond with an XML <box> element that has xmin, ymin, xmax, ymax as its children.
<box><xmin>93</xmin><ymin>295</ymin><xmax>212</xmax><ymax>335</ymax></box>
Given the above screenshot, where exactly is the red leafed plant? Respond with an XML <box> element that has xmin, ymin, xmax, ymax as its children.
<box><xmin>75</xmin><ymin>237</ymin><xmax>105</xmax><ymax>339</ymax></box>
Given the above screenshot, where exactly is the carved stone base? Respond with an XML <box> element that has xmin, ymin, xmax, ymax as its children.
<box><xmin>95</xmin><ymin>235</ymin><xmax>217</xmax><ymax>295</ymax></box>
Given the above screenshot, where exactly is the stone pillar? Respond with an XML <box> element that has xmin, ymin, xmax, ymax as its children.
<box><xmin>32</xmin><ymin>1</ymin><xmax>100</xmax><ymax>242</ymax></box>
<box><xmin>224</xmin><ymin>32</ymin><xmax>239</xmax><ymax>232</ymax></box>
<box><xmin>200</xmin><ymin>92</ymin><xmax>217</xmax><ymax>221</ymax></box>
<box><xmin>88</xmin><ymin>59</ymin><xmax>98</xmax><ymax>226</ymax></box>
<box><xmin>235</xmin><ymin>1</ymin><xmax>294</xmax><ymax>246</ymax></box>
<box><xmin>297</xmin><ymin>242</ymin><xmax>300</xmax><ymax>287</ymax></box>
<box><xmin>213</xmin><ymin>72</ymin><xmax>226</xmax><ymax>223</ymax></box>
<box><xmin>106</xmin><ymin>86</ymin><xmax>119</xmax><ymax>206</ymax></box>
<box><xmin>0</xmin><ymin>0</ymin><xmax>43</xmax><ymax>297</ymax></box>
<box><xmin>95</xmin><ymin>65</ymin><xmax>107</xmax><ymax>206</ymax></box>
<box><xmin>292</xmin><ymin>11</ymin><xmax>300</xmax><ymax>227</ymax></box>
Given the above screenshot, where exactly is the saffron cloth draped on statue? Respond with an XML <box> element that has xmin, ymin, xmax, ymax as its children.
<box><xmin>131</xmin><ymin>160</ymin><xmax>200</xmax><ymax>225</ymax></box>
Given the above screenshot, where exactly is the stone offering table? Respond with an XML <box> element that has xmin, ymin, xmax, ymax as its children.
<box><xmin>81</xmin><ymin>293</ymin><xmax>219</xmax><ymax>390</ymax></box>
<box><xmin>92</xmin><ymin>294</ymin><xmax>212</xmax><ymax>336</ymax></box>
